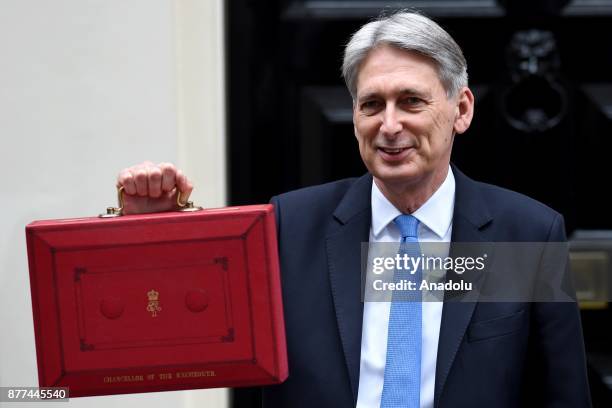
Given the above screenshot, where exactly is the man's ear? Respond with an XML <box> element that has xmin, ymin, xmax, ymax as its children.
<box><xmin>353</xmin><ymin>100</ymin><xmax>359</xmax><ymax>139</ymax></box>
<box><xmin>453</xmin><ymin>87</ymin><xmax>474</xmax><ymax>135</ymax></box>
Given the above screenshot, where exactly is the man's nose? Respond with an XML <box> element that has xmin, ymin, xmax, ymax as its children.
<box><xmin>380</xmin><ymin>105</ymin><xmax>402</xmax><ymax>136</ymax></box>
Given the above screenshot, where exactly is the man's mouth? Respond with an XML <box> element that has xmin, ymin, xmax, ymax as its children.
<box><xmin>378</xmin><ymin>147</ymin><xmax>411</xmax><ymax>155</ymax></box>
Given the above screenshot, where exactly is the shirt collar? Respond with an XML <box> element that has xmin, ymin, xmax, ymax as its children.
<box><xmin>371</xmin><ymin>166</ymin><xmax>455</xmax><ymax>239</ymax></box>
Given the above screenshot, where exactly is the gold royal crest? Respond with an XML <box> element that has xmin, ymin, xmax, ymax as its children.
<box><xmin>146</xmin><ymin>289</ymin><xmax>162</xmax><ymax>317</ymax></box>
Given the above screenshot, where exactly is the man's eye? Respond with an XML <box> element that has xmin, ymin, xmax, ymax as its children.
<box><xmin>400</xmin><ymin>97</ymin><xmax>423</xmax><ymax>106</ymax></box>
<box><xmin>361</xmin><ymin>100</ymin><xmax>382</xmax><ymax>112</ymax></box>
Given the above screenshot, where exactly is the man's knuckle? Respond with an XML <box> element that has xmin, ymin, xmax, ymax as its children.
<box><xmin>160</xmin><ymin>162</ymin><xmax>176</xmax><ymax>172</ymax></box>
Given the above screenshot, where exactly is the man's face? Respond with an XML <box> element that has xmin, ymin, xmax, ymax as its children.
<box><xmin>353</xmin><ymin>44</ymin><xmax>472</xmax><ymax>190</ymax></box>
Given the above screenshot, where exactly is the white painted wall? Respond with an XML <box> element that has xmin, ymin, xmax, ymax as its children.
<box><xmin>0</xmin><ymin>0</ymin><xmax>227</xmax><ymax>407</ymax></box>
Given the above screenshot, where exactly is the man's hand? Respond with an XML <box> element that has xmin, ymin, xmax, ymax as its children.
<box><xmin>116</xmin><ymin>161</ymin><xmax>193</xmax><ymax>215</ymax></box>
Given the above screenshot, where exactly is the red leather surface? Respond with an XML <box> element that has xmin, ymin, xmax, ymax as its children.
<box><xmin>26</xmin><ymin>205</ymin><xmax>288</xmax><ymax>397</ymax></box>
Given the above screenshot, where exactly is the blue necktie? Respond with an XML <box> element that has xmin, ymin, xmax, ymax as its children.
<box><xmin>381</xmin><ymin>214</ymin><xmax>422</xmax><ymax>408</ymax></box>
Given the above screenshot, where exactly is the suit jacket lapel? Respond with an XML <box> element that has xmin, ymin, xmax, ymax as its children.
<box><xmin>434</xmin><ymin>165</ymin><xmax>493</xmax><ymax>407</ymax></box>
<box><xmin>326</xmin><ymin>173</ymin><xmax>372</xmax><ymax>404</ymax></box>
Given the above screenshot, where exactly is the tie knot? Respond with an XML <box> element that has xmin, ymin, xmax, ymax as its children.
<box><xmin>394</xmin><ymin>214</ymin><xmax>419</xmax><ymax>240</ymax></box>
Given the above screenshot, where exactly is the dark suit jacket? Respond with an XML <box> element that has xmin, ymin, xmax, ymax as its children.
<box><xmin>262</xmin><ymin>165</ymin><xmax>591</xmax><ymax>407</ymax></box>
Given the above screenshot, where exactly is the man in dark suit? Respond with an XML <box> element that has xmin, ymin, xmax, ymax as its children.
<box><xmin>118</xmin><ymin>10</ymin><xmax>591</xmax><ymax>408</ymax></box>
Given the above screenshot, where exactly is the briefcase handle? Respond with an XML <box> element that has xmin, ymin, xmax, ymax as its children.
<box><xmin>99</xmin><ymin>186</ymin><xmax>203</xmax><ymax>218</ymax></box>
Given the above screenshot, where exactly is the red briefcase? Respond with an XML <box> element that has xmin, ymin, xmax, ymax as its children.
<box><xmin>25</xmin><ymin>195</ymin><xmax>287</xmax><ymax>397</ymax></box>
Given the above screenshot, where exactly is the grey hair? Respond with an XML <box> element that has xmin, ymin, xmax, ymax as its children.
<box><xmin>342</xmin><ymin>10</ymin><xmax>468</xmax><ymax>100</ymax></box>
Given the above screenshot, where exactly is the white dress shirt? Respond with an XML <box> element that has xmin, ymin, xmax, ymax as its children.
<box><xmin>356</xmin><ymin>167</ymin><xmax>455</xmax><ymax>408</ymax></box>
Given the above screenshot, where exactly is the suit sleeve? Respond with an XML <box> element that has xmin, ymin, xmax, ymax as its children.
<box><xmin>528</xmin><ymin>213</ymin><xmax>592</xmax><ymax>407</ymax></box>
